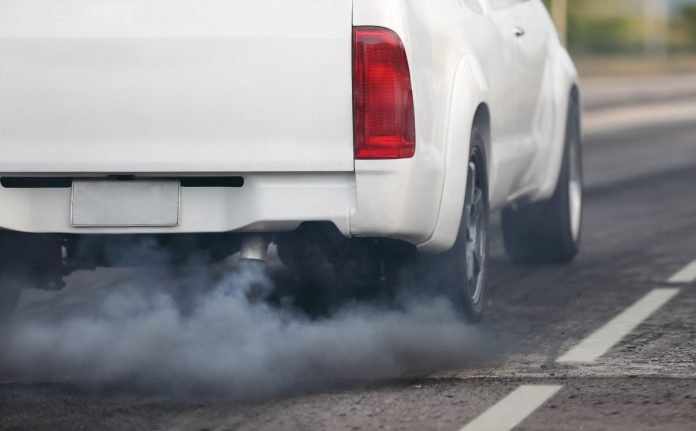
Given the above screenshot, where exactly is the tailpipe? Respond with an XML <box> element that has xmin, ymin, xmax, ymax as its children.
<box><xmin>238</xmin><ymin>234</ymin><xmax>272</xmax><ymax>301</ymax></box>
<box><xmin>239</xmin><ymin>234</ymin><xmax>271</xmax><ymax>263</ymax></box>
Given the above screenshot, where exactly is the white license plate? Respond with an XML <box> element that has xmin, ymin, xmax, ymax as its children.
<box><xmin>71</xmin><ymin>181</ymin><xmax>180</xmax><ymax>227</ymax></box>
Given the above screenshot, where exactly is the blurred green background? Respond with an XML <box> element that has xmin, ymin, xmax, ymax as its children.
<box><xmin>542</xmin><ymin>0</ymin><xmax>696</xmax><ymax>75</ymax></box>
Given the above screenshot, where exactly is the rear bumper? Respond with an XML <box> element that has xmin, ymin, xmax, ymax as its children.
<box><xmin>0</xmin><ymin>173</ymin><xmax>355</xmax><ymax>235</ymax></box>
<box><xmin>0</xmin><ymin>156</ymin><xmax>445</xmax><ymax>249</ymax></box>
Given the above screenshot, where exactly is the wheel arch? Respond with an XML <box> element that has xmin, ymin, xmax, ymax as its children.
<box><xmin>417</xmin><ymin>55</ymin><xmax>490</xmax><ymax>253</ymax></box>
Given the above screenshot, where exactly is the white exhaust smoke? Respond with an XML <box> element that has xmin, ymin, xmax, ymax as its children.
<box><xmin>0</xmin><ymin>262</ymin><xmax>488</xmax><ymax>399</ymax></box>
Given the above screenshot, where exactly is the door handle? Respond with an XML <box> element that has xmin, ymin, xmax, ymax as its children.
<box><xmin>513</xmin><ymin>26</ymin><xmax>526</xmax><ymax>37</ymax></box>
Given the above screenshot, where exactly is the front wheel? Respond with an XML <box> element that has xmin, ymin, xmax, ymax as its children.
<box><xmin>502</xmin><ymin>96</ymin><xmax>582</xmax><ymax>264</ymax></box>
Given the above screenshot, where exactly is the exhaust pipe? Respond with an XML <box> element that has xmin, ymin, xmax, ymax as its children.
<box><xmin>239</xmin><ymin>235</ymin><xmax>271</xmax><ymax>263</ymax></box>
<box><xmin>238</xmin><ymin>235</ymin><xmax>272</xmax><ymax>301</ymax></box>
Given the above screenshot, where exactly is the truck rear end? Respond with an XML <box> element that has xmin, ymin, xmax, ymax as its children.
<box><xmin>0</xmin><ymin>0</ymin><xmax>445</xmax><ymax>274</ymax></box>
<box><xmin>0</xmin><ymin>0</ymin><xmax>364</xmax><ymax>235</ymax></box>
<box><xmin>0</xmin><ymin>0</ymin><xmax>436</xmax><ymax>236</ymax></box>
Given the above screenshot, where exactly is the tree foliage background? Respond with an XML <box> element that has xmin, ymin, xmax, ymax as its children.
<box><xmin>543</xmin><ymin>0</ymin><xmax>696</xmax><ymax>55</ymax></box>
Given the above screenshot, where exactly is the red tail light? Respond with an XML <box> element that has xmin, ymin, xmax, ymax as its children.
<box><xmin>353</xmin><ymin>27</ymin><xmax>416</xmax><ymax>159</ymax></box>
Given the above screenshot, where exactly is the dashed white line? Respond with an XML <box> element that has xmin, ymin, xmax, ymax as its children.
<box><xmin>668</xmin><ymin>260</ymin><xmax>696</xmax><ymax>284</ymax></box>
<box><xmin>459</xmin><ymin>267</ymin><xmax>686</xmax><ymax>427</ymax></box>
<box><xmin>558</xmin><ymin>288</ymin><xmax>681</xmax><ymax>363</ymax></box>
<box><xmin>459</xmin><ymin>385</ymin><xmax>562</xmax><ymax>431</ymax></box>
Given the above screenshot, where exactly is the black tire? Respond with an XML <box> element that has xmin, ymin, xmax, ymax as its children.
<box><xmin>502</xmin><ymin>95</ymin><xmax>582</xmax><ymax>264</ymax></box>
<box><xmin>440</xmin><ymin>128</ymin><xmax>490</xmax><ymax>321</ymax></box>
<box><xmin>405</xmin><ymin>126</ymin><xmax>490</xmax><ymax>322</ymax></box>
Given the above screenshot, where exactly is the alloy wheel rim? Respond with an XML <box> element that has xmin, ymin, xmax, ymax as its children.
<box><xmin>568</xmin><ymin>137</ymin><xmax>582</xmax><ymax>242</ymax></box>
<box><xmin>464</xmin><ymin>159</ymin><xmax>487</xmax><ymax>305</ymax></box>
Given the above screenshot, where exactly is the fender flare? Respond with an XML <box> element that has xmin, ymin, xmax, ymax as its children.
<box><xmin>418</xmin><ymin>55</ymin><xmax>489</xmax><ymax>253</ymax></box>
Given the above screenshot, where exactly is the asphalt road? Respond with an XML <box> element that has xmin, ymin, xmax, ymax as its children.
<box><xmin>2</xmin><ymin>100</ymin><xmax>696</xmax><ymax>430</ymax></box>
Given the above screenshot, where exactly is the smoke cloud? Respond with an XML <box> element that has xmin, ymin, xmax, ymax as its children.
<box><xmin>0</xmin><ymin>256</ymin><xmax>488</xmax><ymax>399</ymax></box>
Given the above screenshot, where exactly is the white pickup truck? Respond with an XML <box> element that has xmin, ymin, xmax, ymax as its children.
<box><xmin>0</xmin><ymin>0</ymin><xmax>582</xmax><ymax>320</ymax></box>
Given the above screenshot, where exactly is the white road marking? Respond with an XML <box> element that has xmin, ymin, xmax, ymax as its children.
<box><xmin>558</xmin><ymin>288</ymin><xmax>681</xmax><ymax>363</ymax></box>
<box><xmin>668</xmin><ymin>260</ymin><xmax>696</xmax><ymax>284</ymax></box>
<box><xmin>459</xmin><ymin>385</ymin><xmax>562</xmax><ymax>431</ymax></box>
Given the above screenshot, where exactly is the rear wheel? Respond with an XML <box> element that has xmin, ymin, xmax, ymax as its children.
<box><xmin>437</xmin><ymin>131</ymin><xmax>490</xmax><ymax>321</ymax></box>
<box><xmin>388</xmin><ymin>127</ymin><xmax>489</xmax><ymax>322</ymax></box>
<box><xmin>502</xmin><ymin>96</ymin><xmax>582</xmax><ymax>264</ymax></box>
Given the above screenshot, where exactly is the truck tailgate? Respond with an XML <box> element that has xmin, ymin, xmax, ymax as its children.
<box><xmin>0</xmin><ymin>0</ymin><xmax>354</xmax><ymax>173</ymax></box>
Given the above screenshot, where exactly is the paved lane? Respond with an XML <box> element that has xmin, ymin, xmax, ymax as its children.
<box><xmin>584</xmin><ymin>121</ymin><xmax>696</xmax><ymax>189</ymax></box>
<box><xmin>2</xmin><ymin>116</ymin><xmax>696</xmax><ymax>430</ymax></box>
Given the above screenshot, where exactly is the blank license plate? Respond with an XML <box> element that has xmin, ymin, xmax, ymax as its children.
<box><xmin>71</xmin><ymin>181</ymin><xmax>180</xmax><ymax>227</ymax></box>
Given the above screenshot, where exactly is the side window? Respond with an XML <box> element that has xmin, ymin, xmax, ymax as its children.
<box><xmin>488</xmin><ymin>0</ymin><xmax>525</xmax><ymax>9</ymax></box>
